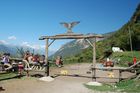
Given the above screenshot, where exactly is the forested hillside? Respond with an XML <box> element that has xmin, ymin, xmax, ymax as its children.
<box><xmin>64</xmin><ymin>4</ymin><xmax>140</xmax><ymax>63</ymax></box>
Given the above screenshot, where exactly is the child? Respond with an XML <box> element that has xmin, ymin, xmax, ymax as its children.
<box><xmin>18</xmin><ymin>62</ymin><xmax>24</xmax><ymax>77</ymax></box>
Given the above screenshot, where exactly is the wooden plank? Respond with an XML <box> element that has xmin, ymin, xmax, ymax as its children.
<box><xmin>96</xmin><ymin>69</ymin><xmax>119</xmax><ymax>78</ymax></box>
<box><xmin>10</xmin><ymin>58</ymin><xmax>22</xmax><ymax>61</ymax></box>
<box><xmin>128</xmin><ymin>61</ymin><xmax>140</xmax><ymax>69</ymax></box>
<box><xmin>94</xmin><ymin>67</ymin><xmax>128</xmax><ymax>70</ymax></box>
<box><xmin>94</xmin><ymin>61</ymin><xmax>140</xmax><ymax>71</ymax></box>
<box><xmin>39</xmin><ymin>34</ymin><xmax>103</xmax><ymax>40</ymax></box>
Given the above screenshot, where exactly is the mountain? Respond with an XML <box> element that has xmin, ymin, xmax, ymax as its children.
<box><xmin>49</xmin><ymin>33</ymin><xmax>105</xmax><ymax>58</ymax></box>
<box><xmin>49</xmin><ymin>39</ymin><xmax>89</xmax><ymax>58</ymax></box>
<box><xmin>0</xmin><ymin>44</ymin><xmax>18</xmax><ymax>57</ymax></box>
<box><xmin>70</xmin><ymin>3</ymin><xmax>140</xmax><ymax>62</ymax></box>
<box><xmin>51</xmin><ymin>3</ymin><xmax>140</xmax><ymax>62</ymax></box>
<box><xmin>105</xmin><ymin>3</ymin><xmax>140</xmax><ymax>51</ymax></box>
<box><xmin>0</xmin><ymin>44</ymin><xmax>47</xmax><ymax>58</ymax></box>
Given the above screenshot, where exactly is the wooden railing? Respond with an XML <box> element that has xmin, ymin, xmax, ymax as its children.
<box><xmin>90</xmin><ymin>61</ymin><xmax>140</xmax><ymax>82</ymax></box>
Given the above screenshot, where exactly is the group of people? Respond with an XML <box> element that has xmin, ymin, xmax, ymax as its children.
<box><xmin>23</xmin><ymin>51</ymin><xmax>45</xmax><ymax>70</ymax></box>
<box><xmin>23</xmin><ymin>51</ymin><xmax>64</xmax><ymax>69</ymax></box>
<box><xmin>0</xmin><ymin>50</ymin><xmax>64</xmax><ymax>71</ymax></box>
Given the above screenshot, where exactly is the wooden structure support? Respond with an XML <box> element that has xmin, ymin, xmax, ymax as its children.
<box><xmin>85</xmin><ymin>39</ymin><xmax>93</xmax><ymax>47</ymax></box>
<box><xmin>92</xmin><ymin>38</ymin><xmax>96</xmax><ymax>81</ymax></box>
<box><xmin>48</xmin><ymin>39</ymin><xmax>55</xmax><ymax>47</ymax></box>
<box><xmin>90</xmin><ymin>61</ymin><xmax>140</xmax><ymax>82</ymax></box>
<box><xmin>45</xmin><ymin>39</ymin><xmax>49</xmax><ymax>76</ymax></box>
<box><xmin>39</xmin><ymin>33</ymin><xmax>103</xmax><ymax>77</ymax></box>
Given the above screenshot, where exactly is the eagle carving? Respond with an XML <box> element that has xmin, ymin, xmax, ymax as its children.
<box><xmin>60</xmin><ymin>21</ymin><xmax>80</xmax><ymax>33</ymax></box>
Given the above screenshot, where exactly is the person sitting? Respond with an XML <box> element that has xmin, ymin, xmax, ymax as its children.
<box><xmin>28</xmin><ymin>53</ymin><xmax>36</xmax><ymax>65</ymax></box>
<box><xmin>39</xmin><ymin>55</ymin><xmax>45</xmax><ymax>66</ymax></box>
<box><xmin>31</xmin><ymin>54</ymin><xmax>40</xmax><ymax>70</ymax></box>
<box><xmin>103</xmin><ymin>58</ymin><xmax>114</xmax><ymax>67</ymax></box>
<box><xmin>32</xmin><ymin>54</ymin><xmax>40</xmax><ymax>64</ymax></box>
<box><xmin>1</xmin><ymin>53</ymin><xmax>12</xmax><ymax>71</ymax></box>
<box><xmin>55</xmin><ymin>56</ymin><xmax>63</xmax><ymax>67</ymax></box>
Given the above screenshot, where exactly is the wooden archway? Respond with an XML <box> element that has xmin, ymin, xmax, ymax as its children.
<box><xmin>39</xmin><ymin>33</ymin><xmax>103</xmax><ymax>80</ymax></box>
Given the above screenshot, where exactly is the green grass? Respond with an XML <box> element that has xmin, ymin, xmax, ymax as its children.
<box><xmin>85</xmin><ymin>79</ymin><xmax>140</xmax><ymax>92</ymax></box>
<box><xmin>116</xmin><ymin>80</ymin><xmax>140</xmax><ymax>92</ymax></box>
<box><xmin>85</xmin><ymin>84</ymin><xmax>116</xmax><ymax>92</ymax></box>
<box><xmin>110</xmin><ymin>51</ymin><xmax>140</xmax><ymax>67</ymax></box>
<box><xmin>0</xmin><ymin>72</ymin><xmax>18</xmax><ymax>81</ymax></box>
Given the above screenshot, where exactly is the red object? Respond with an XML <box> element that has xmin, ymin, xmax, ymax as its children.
<box><xmin>18</xmin><ymin>64</ymin><xmax>24</xmax><ymax>75</ymax></box>
<box><xmin>18</xmin><ymin>64</ymin><xmax>24</xmax><ymax>70</ymax></box>
<box><xmin>133</xmin><ymin>57</ymin><xmax>137</xmax><ymax>64</ymax></box>
<box><xmin>32</xmin><ymin>55</ymin><xmax>39</xmax><ymax>62</ymax></box>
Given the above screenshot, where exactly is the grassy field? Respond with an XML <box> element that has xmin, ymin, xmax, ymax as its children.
<box><xmin>85</xmin><ymin>79</ymin><xmax>140</xmax><ymax>93</ymax></box>
<box><xmin>85</xmin><ymin>51</ymin><xmax>140</xmax><ymax>92</ymax></box>
<box><xmin>110</xmin><ymin>51</ymin><xmax>140</xmax><ymax>67</ymax></box>
<box><xmin>0</xmin><ymin>72</ymin><xmax>18</xmax><ymax>81</ymax></box>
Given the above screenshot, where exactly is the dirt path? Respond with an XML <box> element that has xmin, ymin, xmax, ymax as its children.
<box><xmin>1</xmin><ymin>63</ymin><xmax>96</xmax><ymax>93</ymax></box>
<box><xmin>1</xmin><ymin>63</ymin><xmax>134</xmax><ymax>93</ymax></box>
<box><xmin>1</xmin><ymin>76</ymin><xmax>94</xmax><ymax>93</ymax></box>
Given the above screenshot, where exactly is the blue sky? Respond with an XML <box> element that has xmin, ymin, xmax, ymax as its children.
<box><xmin>0</xmin><ymin>0</ymin><xmax>140</xmax><ymax>53</ymax></box>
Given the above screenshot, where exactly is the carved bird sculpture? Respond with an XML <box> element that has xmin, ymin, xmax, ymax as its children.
<box><xmin>60</xmin><ymin>21</ymin><xmax>80</xmax><ymax>33</ymax></box>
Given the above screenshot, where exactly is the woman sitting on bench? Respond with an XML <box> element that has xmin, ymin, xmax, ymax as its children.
<box><xmin>1</xmin><ymin>53</ymin><xmax>12</xmax><ymax>71</ymax></box>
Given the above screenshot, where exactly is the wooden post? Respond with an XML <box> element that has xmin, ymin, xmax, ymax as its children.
<box><xmin>129</xmin><ymin>27</ymin><xmax>133</xmax><ymax>57</ymax></box>
<box><xmin>119</xmin><ymin>70</ymin><xmax>122</xmax><ymax>82</ymax></box>
<box><xmin>45</xmin><ymin>39</ymin><xmax>49</xmax><ymax>76</ymax></box>
<box><xmin>92</xmin><ymin>38</ymin><xmax>96</xmax><ymax>81</ymax></box>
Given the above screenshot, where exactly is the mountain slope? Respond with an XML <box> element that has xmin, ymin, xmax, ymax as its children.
<box><xmin>0</xmin><ymin>44</ymin><xmax>18</xmax><ymax>57</ymax></box>
<box><xmin>105</xmin><ymin>3</ymin><xmax>140</xmax><ymax>51</ymax></box>
<box><xmin>0</xmin><ymin>44</ymin><xmax>46</xmax><ymax>57</ymax></box>
<box><xmin>50</xmin><ymin>39</ymin><xmax>89</xmax><ymax>58</ymax></box>
<box><xmin>51</xmin><ymin>4</ymin><xmax>140</xmax><ymax>60</ymax></box>
<box><xmin>63</xmin><ymin>3</ymin><xmax>140</xmax><ymax>62</ymax></box>
<box><xmin>49</xmin><ymin>33</ymin><xmax>107</xmax><ymax>58</ymax></box>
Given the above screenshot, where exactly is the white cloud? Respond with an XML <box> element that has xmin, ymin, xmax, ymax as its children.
<box><xmin>0</xmin><ymin>40</ymin><xmax>8</xmax><ymax>44</ymax></box>
<box><xmin>22</xmin><ymin>42</ymin><xmax>28</xmax><ymax>45</ymax></box>
<box><xmin>21</xmin><ymin>42</ymin><xmax>45</xmax><ymax>50</ymax></box>
<box><xmin>31</xmin><ymin>45</ymin><xmax>44</xmax><ymax>50</ymax></box>
<box><xmin>8</xmin><ymin>36</ymin><xmax>17</xmax><ymax>40</ymax></box>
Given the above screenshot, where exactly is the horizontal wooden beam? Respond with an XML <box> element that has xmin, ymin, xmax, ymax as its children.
<box><xmin>92</xmin><ymin>67</ymin><xmax>128</xmax><ymax>70</ymax></box>
<box><xmin>39</xmin><ymin>34</ymin><xmax>104</xmax><ymax>40</ymax></box>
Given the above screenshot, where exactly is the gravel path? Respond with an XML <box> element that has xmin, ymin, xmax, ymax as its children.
<box><xmin>1</xmin><ymin>76</ymin><xmax>95</xmax><ymax>93</ymax></box>
<box><xmin>1</xmin><ymin>63</ymin><xmax>96</xmax><ymax>93</ymax></box>
<box><xmin>1</xmin><ymin>63</ymin><xmax>133</xmax><ymax>93</ymax></box>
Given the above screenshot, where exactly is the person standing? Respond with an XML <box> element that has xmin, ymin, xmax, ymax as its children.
<box><xmin>133</xmin><ymin>56</ymin><xmax>137</xmax><ymax>65</ymax></box>
<box><xmin>23</xmin><ymin>51</ymin><xmax>31</xmax><ymax>70</ymax></box>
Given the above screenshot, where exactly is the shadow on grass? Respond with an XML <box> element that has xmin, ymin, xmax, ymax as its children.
<box><xmin>0</xmin><ymin>73</ymin><xmax>25</xmax><ymax>81</ymax></box>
